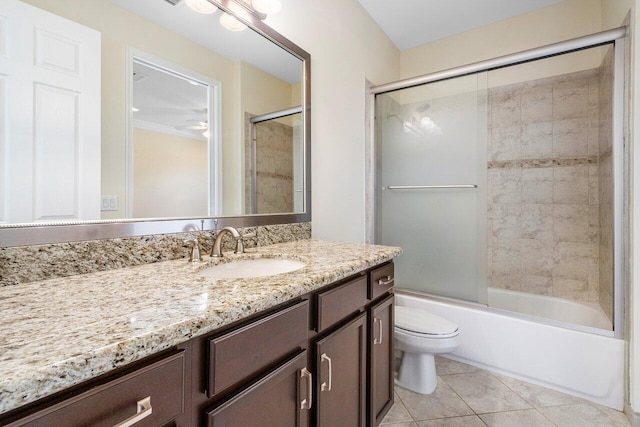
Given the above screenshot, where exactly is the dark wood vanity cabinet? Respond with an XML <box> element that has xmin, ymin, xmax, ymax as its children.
<box><xmin>2</xmin><ymin>350</ymin><xmax>188</xmax><ymax>427</ymax></box>
<box><xmin>315</xmin><ymin>312</ymin><xmax>368</xmax><ymax>427</ymax></box>
<box><xmin>1</xmin><ymin>261</ymin><xmax>395</xmax><ymax>427</ymax></box>
<box><xmin>205</xmin><ymin>351</ymin><xmax>310</xmax><ymax>427</ymax></box>
<box><xmin>369</xmin><ymin>294</ymin><xmax>394</xmax><ymax>426</ymax></box>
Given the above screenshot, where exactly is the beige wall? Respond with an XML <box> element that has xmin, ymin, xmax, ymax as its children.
<box><xmin>133</xmin><ymin>128</ymin><xmax>208</xmax><ymax>218</ymax></box>
<box><xmin>268</xmin><ymin>0</ymin><xmax>400</xmax><ymax>242</ymax></box>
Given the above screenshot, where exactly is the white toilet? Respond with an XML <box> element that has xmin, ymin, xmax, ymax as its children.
<box><xmin>394</xmin><ymin>305</ymin><xmax>460</xmax><ymax>394</ymax></box>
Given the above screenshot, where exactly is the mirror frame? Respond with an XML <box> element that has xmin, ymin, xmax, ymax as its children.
<box><xmin>0</xmin><ymin>0</ymin><xmax>311</xmax><ymax>248</ymax></box>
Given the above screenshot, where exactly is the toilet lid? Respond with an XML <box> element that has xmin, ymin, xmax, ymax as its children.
<box><xmin>395</xmin><ymin>306</ymin><xmax>458</xmax><ymax>335</ymax></box>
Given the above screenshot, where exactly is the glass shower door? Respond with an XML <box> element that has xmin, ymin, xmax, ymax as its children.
<box><xmin>375</xmin><ymin>74</ymin><xmax>487</xmax><ymax>303</ymax></box>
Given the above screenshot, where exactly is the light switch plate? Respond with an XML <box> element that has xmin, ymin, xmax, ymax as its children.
<box><xmin>101</xmin><ymin>195</ymin><xmax>118</xmax><ymax>211</ymax></box>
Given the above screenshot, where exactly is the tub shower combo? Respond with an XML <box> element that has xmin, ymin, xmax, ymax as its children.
<box><xmin>368</xmin><ymin>27</ymin><xmax>628</xmax><ymax>409</ymax></box>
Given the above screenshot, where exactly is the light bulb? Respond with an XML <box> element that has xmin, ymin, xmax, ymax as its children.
<box><xmin>219</xmin><ymin>13</ymin><xmax>247</xmax><ymax>31</ymax></box>
<box><xmin>251</xmin><ymin>0</ymin><xmax>282</xmax><ymax>15</ymax></box>
<box><xmin>185</xmin><ymin>0</ymin><xmax>218</xmax><ymax>14</ymax></box>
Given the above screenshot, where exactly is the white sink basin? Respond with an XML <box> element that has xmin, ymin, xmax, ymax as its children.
<box><xmin>199</xmin><ymin>258</ymin><xmax>306</xmax><ymax>279</ymax></box>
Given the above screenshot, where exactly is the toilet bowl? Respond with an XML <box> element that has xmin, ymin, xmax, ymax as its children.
<box><xmin>395</xmin><ymin>305</ymin><xmax>460</xmax><ymax>394</ymax></box>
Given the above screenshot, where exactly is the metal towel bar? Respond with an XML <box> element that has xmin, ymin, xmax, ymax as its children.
<box><xmin>386</xmin><ymin>184</ymin><xmax>477</xmax><ymax>190</ymax></box>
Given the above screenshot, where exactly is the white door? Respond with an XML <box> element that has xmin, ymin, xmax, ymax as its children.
<box><xmin>0</xmin><ymin>0</ymin><xmax>100</xmax><ymax>223</ymax></box>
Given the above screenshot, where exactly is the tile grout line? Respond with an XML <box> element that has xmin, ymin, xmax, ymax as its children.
<box><xmin>437</xmin><ymin>373</ymin><xmax>479</xmax><ymax>417</ymax></box>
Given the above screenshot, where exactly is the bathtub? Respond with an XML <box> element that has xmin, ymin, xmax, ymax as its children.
<box><xmin>487</xmin><ymin>287</ymin><xmax>612</xmax><ymax>330</ymax></box>
<box><xmin>395</xmin><ymin>289</ymin><xmax>625</xmax><ymax>410</ymax></box>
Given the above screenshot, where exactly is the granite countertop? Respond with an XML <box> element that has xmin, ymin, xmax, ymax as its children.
<box><xmin>0</xmin><ymin>239</ymin><xmax>402</xmax><ymax>415</ymax></box>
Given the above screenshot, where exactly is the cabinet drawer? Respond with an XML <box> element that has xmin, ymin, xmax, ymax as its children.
<box><xmin>316</xmin><ymin>275</ymin><xmax>368</xmax><ymax>332</ymax></box>
<box><xmin>370</xmin><ymin>263</ymin><xmax>394</xmax><ymax>300</ymax></box>
<box><xmin>207</xmin><ymin>300</ymin><xmax>308</xmax><ymax>396</ymax></box>
<box><xmin>8</xmin><ymin>351</ymin><xmax>185</xmax><ymax>427</ymax></box>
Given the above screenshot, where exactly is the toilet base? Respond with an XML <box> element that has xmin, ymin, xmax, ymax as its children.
<box><xmin>395</xmin><ymin>352</ymin><xmax>437</xmax><ymax>394</ymax></box>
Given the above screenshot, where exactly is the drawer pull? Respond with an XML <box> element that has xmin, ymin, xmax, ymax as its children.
<box><xmin>113</xmin><ymin>396</ymin><xmax>153</xmax><ymax>427</ymax></box>
<box><xmin>300</xmin><ymin>368</ymin><xmax>313</xmax><ymax>410</ymax></box>
<box><xmin>320</xmin><ymin>353</ymin><xmax>332</xmax><ymax>392</ymax></box>
<box><xmin>378</xmin><ymin>276</ymin><xmax>394</xmax><ymax>286</ymax></box>
<box><xmin>374</xmin><ymin>317</ymin><xmax>383</xmax><ymax>345</ymax></box>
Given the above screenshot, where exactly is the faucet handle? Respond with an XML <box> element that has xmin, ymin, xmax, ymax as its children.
<box><xmin>233</xmin><ymin>231</ymin><xmax>256</xmax><ymax>254</ymax></box>
<box><xmin>188</xmin><ymin>238</ymin><xmax>202</xmax><ymax>263</ymax></box>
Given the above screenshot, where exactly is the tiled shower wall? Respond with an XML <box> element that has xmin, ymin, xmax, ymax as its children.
<box><xmin>487</xmin><ymin>64</ymin><xmax>612</xmax><ymax>312</ymax></box>
<box><xmin>598</xmin><ymin>47</ymin><xmax>615</xmax><ymax>320</ymax></box>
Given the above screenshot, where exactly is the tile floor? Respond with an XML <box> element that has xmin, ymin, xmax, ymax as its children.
<box><xmin>382</xmin><ymin>356</ymin><xmax>631</xmax><ymax>427</ymax></box>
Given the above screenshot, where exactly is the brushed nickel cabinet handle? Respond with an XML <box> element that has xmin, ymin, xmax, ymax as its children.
<box><xmin>374</xmin><ymin>317</ymin><xmax>383</xmax><ymax>345</ymax></box>
<box><xmin>300</xmin><ymin>368</ymin><xmax>313</xmax><ymax>410</ymax></box>
<box><xmin>321</xmin><ymin>353</ymin><xmax>332</xmax><ymax>392</ymax></box>
<box><xmin>113</xmin><ymin>396</ymin><xmax>152</xmax><ymax>427</ymax></box>
<box><xmin>378</xmin><ymin>275</ymin><xmax>394</xmax><ymax>286</ymax></box>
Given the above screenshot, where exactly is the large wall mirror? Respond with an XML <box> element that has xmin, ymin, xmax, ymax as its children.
<box><xmin>0</xmin><ymin>0</ymin><xmax>310</xmax><ymax>246</ymax></box>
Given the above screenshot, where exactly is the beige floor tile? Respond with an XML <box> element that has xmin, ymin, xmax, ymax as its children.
<box><xmin>380</xmin><ymin>423</ymin><xmax>418</xmax><ymax>427</ymax></box>
<box><xmin>435</xmin><ymin>356</ymin><xmax>480</xmax><ymax>375</ymax></box>
<box><xmin>539</xmin><ymin>403</ymin><xmax>630</xmax><ymax>427</ymax></box>
<box><xmin>480</xmin><ymin>409</ymin><xmax>555</xmax><ymax>426</ymax></box>
<box><xmin>381</xmin><ymin>393</ymin><xmax>413</xmax><ymax>424</ymax></box>
<box><xmin>417</xmin><ymin>415</ymin><xmax>487</xmax><ymax>426</ymax></box>
<box><xmin>395</xmin><ymin>377</ymin><xmax>474</xmax><ymax>421</ymax></box>
<box><xmin>441</xmin><ymin>372</ymin><xmax>531</xmax><ymax>414</ymax></box>
<box><xmin>492</xmin><ymin>372</ymin><xmax>585</xmax><ymax>407</ymax></box>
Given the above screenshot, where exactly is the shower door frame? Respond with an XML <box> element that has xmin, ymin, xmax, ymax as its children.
<box><xmin>366</xmin><ymin>27</ymin><xmax>628</xmax><ymax>339</ymax></box>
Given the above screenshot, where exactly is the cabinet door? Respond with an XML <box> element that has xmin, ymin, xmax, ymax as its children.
<box><xmin>206</xmin><ymin>351</ymin><xmax>310</xmax><ymax>427</ymax></box>
<box><xmin>315</xmin><ymin>313</ymin><xmax>366</xmax><ymax>427</ymax></box>
<box><xmin>370</xmin><ymin>294</ymin><xmax>394</xmax><ymax>426</ymax></box>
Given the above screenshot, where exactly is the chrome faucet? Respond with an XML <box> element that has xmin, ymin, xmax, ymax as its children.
<box><xmin>210</xmin><ymin>226</ymin><xmax>245</xmax><ymax>257</ymax></box>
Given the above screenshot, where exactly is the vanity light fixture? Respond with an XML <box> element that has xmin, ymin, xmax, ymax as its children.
<box><xmin>132</xmin><ymin>107</ymin><xmax>140</xmax><ymax>112</ymax></box>
<box><xmin>219</xmin><ymin>12</ymin><xmax>247</xmax><ymax>31</ymax></box>
<box><xmin>185</xmin><ymin>0</ymin><xmax>218</xmax><ymax>14</ymax></box>
<box><xmin>251</xmin><ymin>0</ymin><xmax>281</xmax><ymax>15</ymax></box>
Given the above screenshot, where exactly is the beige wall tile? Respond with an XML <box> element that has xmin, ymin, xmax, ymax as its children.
<box><xmin>552</xmin><ymin>80</ymin><xmax>590</xmax><ymax>120</ymax></box>
<box><xmin>490</xmin><ymin>90</ymin><xmax>521</xmax><ymax>126</ymax></box>
<box><xmin>488</xmin><ymin>169</ymin><xmax>522</xmax><ymax>204</ymax></box>
<box><xmin>491</xmin><ymin>126</ymin><xmax>521</xmax><ymax>160</ymax></box>
<box><xmin>552</xmin><ymin>241</ymin><xmax>592</xmax><ymax>281</ymax></box>
<box><xmin>522</xmin><ymin>168</ymin><xmax>553</xmax><ymax>204</ymax></box>
<box><xmin>552</xmin><ymin>277</ymin><xmax>589</xmax><ymax>300</ymax></box>
<box><xmin>521</xmin><ymin>122</ymin><xmax>553</xmax><ymax>159</ymax></box>
<box><xmin>588</xmin><ymin>165</ymin><xmax>599</xmax><ymax>205</ymax></box>
<box><xmin>489</xmin><ymin>204</ymin><xmax>522</xmax><ymax>238</ymax></box>
<box><xmin>521</xmin><ymin>204</ymin><xmax>553</xmax><ymax>240</ymax></box>
<box><xmin>522</xmin><ymin>275</ymin><xmax>553</xmax><ymax>295</ymax></box>
<box><xmin>552</xmin><ymin>118</ymin><xmax>589</xmax><ymax>158</ymax></box>
<box><xmin>521</xmin><ymin>239</ymin><xmax>553</xmax><ymax>276</ymax></box>
<box><xmin>553</xmin><ymin>204</ymin><xmax>590</xmax><ymax>243</ymax></box>
<box><xmin>521</xmin><ymin>85</ymin><xmax>552</xmax><ymax>124</ymax></box>
<box><xmin>553</xmin><ymin>166</ymin><xmax>589</xmax><ymax>204</ymax></box>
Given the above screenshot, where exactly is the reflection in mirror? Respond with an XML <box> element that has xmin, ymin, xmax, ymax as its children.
<box><xmin>0</xmin><ymin>0</ymin><xmax>306</xmax><ymax>228</ymax></box>
<box><xmin>129</xmin><ymin>57</ymin><xmax>218</xmax><ymax>218</ymax></box>
<box><xmin>245</xmin><ymin>108</ymin><xmax>303</xmax><ymax>214</ymax></box>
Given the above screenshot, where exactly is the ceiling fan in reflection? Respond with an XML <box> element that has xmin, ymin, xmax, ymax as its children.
<box><xmin>175</xmin><ymin>120</ymin><xmax>210</xmax><ymax>138</ymax></box>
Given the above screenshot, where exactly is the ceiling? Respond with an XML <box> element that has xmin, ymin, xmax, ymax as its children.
<box><xmin>133</xmin><ymin>62</ymin><xmax>209</xmax><ymax>139</ymax></box>
<box><xmin>358</xmin><ymin>0</ymin><xmax>565</xmax><ymax>51</ymax></box>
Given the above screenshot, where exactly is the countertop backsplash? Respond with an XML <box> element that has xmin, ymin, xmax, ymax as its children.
<box><xmin>0</xmin><ymin>222</ymin><xmax>311</xmax><ymax>286</ymax></box>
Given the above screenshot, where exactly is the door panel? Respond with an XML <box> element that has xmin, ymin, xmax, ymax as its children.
<box><xmin>0</xmin><ymin>0</ymin><xmax>100</xmax><ymax>223</ymax></box>
<box><xmin>206</xmin><ymin>351</ymin><xmax>309</xmax><ymax>427</ymax></box>
<box><xmin>370</xmin><ymin>294</ymin><xmax>394</xmax><ymax>425</ymax></box>
<box><xmin>316</xmin><ymin>313</ymin><xmax>366</xmax><ymax>427</ymax></box>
